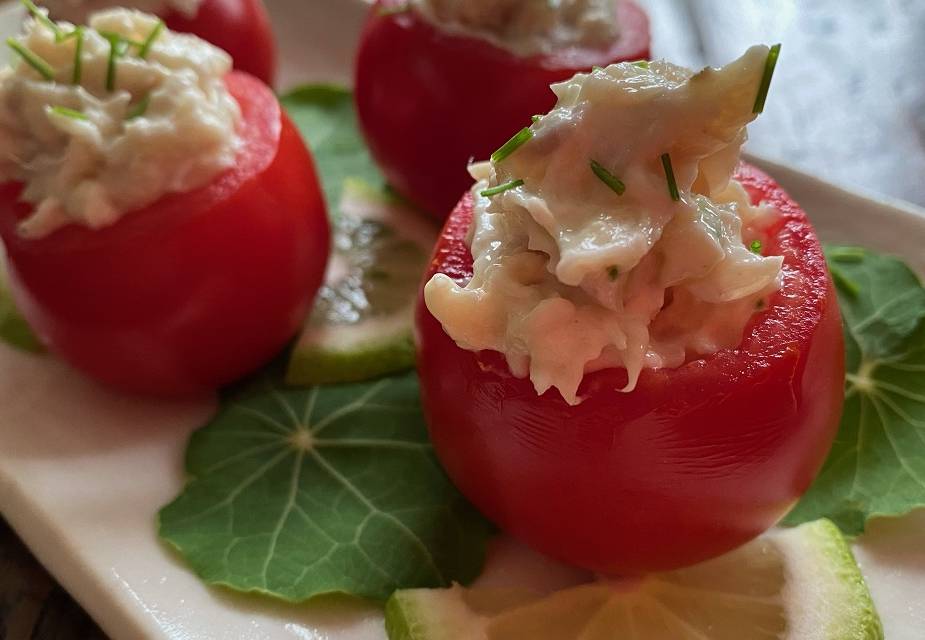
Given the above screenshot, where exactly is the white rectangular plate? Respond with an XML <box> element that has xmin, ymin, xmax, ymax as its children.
<box><xmin>1</xmin><ymin>1</ymin><xmax>925</xmax><ymax>638</ymax></box>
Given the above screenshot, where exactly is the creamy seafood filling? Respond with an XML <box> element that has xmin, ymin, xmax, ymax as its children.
<box><xmin>424</xmin><ymin>46</ymin><xmax>783</xmax><ymax>405</ymax></box>
<box><xmin>0</xmin><ymin>7</ymin><xmax>240</xmax><ymax>238</ymax></box>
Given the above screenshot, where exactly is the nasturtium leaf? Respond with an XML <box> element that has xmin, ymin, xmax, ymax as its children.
<box><xmin>0</xmin><ymin>262</ymin><xmax>42</xmax><ymax>353</ymax></box>
<box><xmin>785</xmin><ymin>246</ymin><xmax>925</xmax><ymax>535</ymax></box>
<box><xmin>158</xmin><ymin>372</ymin><xmax>493</xmax><ymax>602</ymax></box>
<box><xmin>280</xmin><ymin>85</ymin><xmax>384</xmax><ymax>216</ymax></box>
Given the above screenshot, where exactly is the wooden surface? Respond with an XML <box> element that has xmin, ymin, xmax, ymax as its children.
<box><xmin>1</xmin><ymin>518</ymin><xmax>105</xmax><ymax>639</ymax></box>
<box><xmin>2</xmin><ymin>1</ymin><xmax>924</xmax><ymax>638</ymax></box>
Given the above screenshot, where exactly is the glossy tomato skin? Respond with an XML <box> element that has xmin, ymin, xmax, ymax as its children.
<box><xmin>0</xmin><ymin>72</ymin><xmax>328</xmax><ymax>396</ymax></box>
<box><xmin>164</xmin><ymin>0</ymin><xmax>277</xmax><ymax>86</ymax></box>
<box><xmin>415</xmin><ymin>164</ymin><xmax>845</xmax><ymax>574</ymax></box>
<box><xmin>355</xmin><ymin>0</ymin><xmax>650</xmax><ymax>218</ymax></box>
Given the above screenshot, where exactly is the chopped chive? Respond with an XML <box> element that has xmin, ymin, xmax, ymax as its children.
<box><xmin>753</xmin><ymin>43</ymin><xmax>781</xmax><ymax>114</ymax></box>
<box><xmin>480</xmin><ymin>179</ymin><xmax>524</xmax><ymax>198</ymax></box>
<box><xmin>378</xmin><ymin>3</ymin><xmax>410</xmax><ymax>16</ymax></box>
<box><xmin>607</xmin><ymin>265</ymin><xmax>619</xmax><ymax>281</ymax></box>
<box><xmin>531</xmin><ymin>115</ymin><xmax>541</xmax><ymax>124</ymax></box>
<box><xmin>6</xmin><ymin>38</ymin><xmax>55</xmax><ymax>80</ymax></box>
<box><xmin>749</xmin><ymin>239</ymin><xmax>763</xmax><ymax>254</ymax></box>
<box><xmin>592</xmin><ymin>65</ymin><xmax>603</xmax><ymax>72</ymax></box>
<box><xmin>830</xmin><ymin>266</ymin><xmax>860</xmax><ymax>298</ymax></box>
<box><xmin>125</xmin><ymin>94</ymin><xmax>151</xmax><ymax>120</ymax></box>
<box><xmin>828</xmin><ymin>247</ymin><xmax>866</xmax><ymax>263</ymax></box>
<box><xmin>71</xmin><ymin>26</ymin><xmax>83</xmax><ymax>84</ymax></box>
<box><xmin>48</xmin><ymin>105</ymin><xmax>88</xmax><ymax>120</ymax></box>
<box><xmin>103</xmin><ymin>33</ymin><xmax>130</xmax><ymax>91</ymax></box>
<box><xmin>21</xmin><ymin>0</ymin><xmax>63</xmax><ymax>40</ymax></box>
<box><xmin>138</xmin><ymin>20</ymin><xmax>164</xmax><ymax>59</ymax></box>
<box><xmin>631</xmin><ymin>60</ymin><xmax>649</xmax><ymax>69</ymax></box>
<box><xmin>590</xmin><ymin>159</ymin><xmax>625</xmax><ymax>195</ymax></box>
<box><xmin>491</xmin><ymin>127</ymin><xmax>533</xmax><ymax>164</ymax></box>
<box><xmin>98</xmin><ymin>30</ymin><xmax>145</xmax><ymax>49</ymax></box>
<box><xmin>660</xmin><ymin>153</ymin><xmax>680</xmax><ymax>201</ymax></box>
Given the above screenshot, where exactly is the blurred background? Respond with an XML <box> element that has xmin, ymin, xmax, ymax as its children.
<box><xmin>278</xmin><ymin>0</ymin><xmax>925</xmax><ymax>208</ymax></box>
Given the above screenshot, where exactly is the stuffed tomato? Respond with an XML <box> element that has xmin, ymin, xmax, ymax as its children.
<box><xmin>38</xmin><ymin>0</ymin><xmax>276</xmax><ymax>84</ymax></box>
<box><xmin>355</xmin><ymin>0</ymin><xmax>650</xmax><ymax>218</ymax></box>
<box><xmin>416</xmin><ymin>48</ymin><xmax>844</xmax><ymax>574</ymax></box>
<box><xmin>0</xmin><ymin>9</ymin><xmax>328</xmax><ymax>395</ymax></box>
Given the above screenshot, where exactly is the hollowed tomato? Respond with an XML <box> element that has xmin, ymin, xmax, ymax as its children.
<box><xmin>355</xmin><ymin>0</ymin><xmax>650</xmax><ymax>218</ymax></box>
<box><xmin>0</xmin><ymin>72</ymin><xmax>329</xmax><ymax>396</ymax></box>
<box><xmin>164</xmin><ymin>0</ymin><xmax>277</xmax><ymax>86</ymax></box>
<box><xmin>415</xmin><ymin>163</ymin><xmax>845</xmax><ymax>574</ymax></box>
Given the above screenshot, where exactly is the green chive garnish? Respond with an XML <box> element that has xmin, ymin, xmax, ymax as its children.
<box><xmin>749</xmin><ymin>239</ymin><xmax>763</xmax><ymax>254</ymax></box>
<box><xmin>21</xmin><ymin>0</ymin><xmax>63</xmax><ymax>41</ymax></box>
<box><xmin>138</xmin><ymin>20</ymin><xmax>164</xmax><ymax>59</ymax></box>
<box><xmin>592</xmin><ymin>65</ymin><xmax>603</xmax><ymax>72</ymax></box>
<box><xmin>828</xmin><ymin>247</ymin><xmax>866</xmax><ymax>263</ymax></box>
<box><xmin>531</xmin><ymin>115</ymin><xmax>541</xmax><ymax>124</ymax></box>
<box><xmin>7</xmin><ymin>38</ymin><xmax>54</xmax><ymax>80</ymax></box>
<box><xmin>480</xmin><ymin>179</ymin><xmax>524</xmax><ymax>198</ymax></box>
<box><xmin>660</xmin><ymin>153</ymin><xmax>680</xmax><ymax>201</ymax></box>
<box><xmin>632</xmin><ymin>60</ymin><xmax>649</xmax><ymax>69</ymax></box>
<box><xmin>103</xmin><ymin>33</ymin><xmax>130</xmax><ymax>91</ymax></box>
<box><xmin>753</xmin><ymin>43</ymin><xmax>781</xmax><ymax>114</ymax></box>
<box><xmin>607</xmin><ymin>265</ymin><xmax>619</xmax><ymax>281</ymax></box>
<box><xmin>491</xmin><ymin>127</ymin><xmax>533</xmax><ymax>164</ymax></box>
<box><xmin>590</xmin><ymin>159</ymin><xmax>625</xmax><ymax>196</ymax></box>
<box><xmin>71</xmin><ymin>26</ymin><xmax>84</xmax><ymax>84</ymax></box>
<box><xmin>48</xmin><ymin>105</ymin><xmax>88</xmax><ymax>120</ymax></box>
<box><xmin>831</xmin><ymin>266</ymin><xmax>860</xmax><ymax>298</ymax></box>
<box><xmin>125</xmin><ymin>94</ymin><xmax>151</xmax><ymax>120</ymax></box>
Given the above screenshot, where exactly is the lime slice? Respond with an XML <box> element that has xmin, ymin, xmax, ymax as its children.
<box><xmin>0</xmin><ymin>251</ymin><xmax>42</xmax><ymax>353</ymax></box>
<box><xmin>286</xmin><ymin>179</ymin><xmax>437</xmax><ymax>386</ymax></box>
<box><xmin>385</xmin><ymin>520</ymin><xmax>883</xmax><ymax>640</ymax></box>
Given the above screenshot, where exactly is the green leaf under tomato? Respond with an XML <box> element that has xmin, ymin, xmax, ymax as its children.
<box><xmin>158</xmin><ymin>372</ymin><xmax>493</xmax><ymax>602</ymax></box>
<box><xmin>785</xmin><ymin>246</ymin><xmax>925</xmax><ymax>535</ymax></box>
<box><xmin>280</xmin><ymin>85</ymin><xmax>385</xmax><ymax>217</ymax></box>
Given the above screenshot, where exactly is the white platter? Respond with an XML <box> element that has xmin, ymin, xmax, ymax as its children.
<box><xmin>1</xmin><ymin>1</ymin><xmax>925</xmax><ymax>639</ymax></box>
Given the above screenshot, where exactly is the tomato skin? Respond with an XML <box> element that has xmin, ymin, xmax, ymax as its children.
<box><xmin>0</xmin><ymin>72</ymin><xmax>329</xmax><ymax>396</ymax></box>
<box><xmin>415</xmin><ymin>164</ymin><xmax>845</xmax><ymax>574</ymax></box>
<box><xmin>164</xmin><ymin>0</ymin><xmax>277</xmax><ymax>86</ymax></box>
<box><xmin>355</xmin><ymin>0</ymin><xmax>650</xmax><ymax>218</ymax></box>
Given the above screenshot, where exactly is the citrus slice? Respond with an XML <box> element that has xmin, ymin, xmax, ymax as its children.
<box><xmin>385</xmin><ymin>520</ymin><xmax>883</xmax><ymax>640</ymax></box>
<box><xmin>0</xmin><ymin>250</ymin><xmax>42</xmax><ymax>353</ymax></box>
<box><xmin>286</xmin><ymin>179</ymin><xmax>437</xmax><ymax>385</ymax></box>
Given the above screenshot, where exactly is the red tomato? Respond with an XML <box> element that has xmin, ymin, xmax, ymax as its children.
<box><xmin>415</xmin><ymin>163</ymin><xmax>845</xmax><ymax>574</ymax></box>
<box><xmin>164</xmin><ymin>0</ymin><xmax>277</xmax><ymax>86</ymax></box>
<box><xmin>0</xmin><ymin>72</ymin><xmax>329</xmax><ymax>396</ymax></box>
<box><xmin>355</xmin><ymin>0</ymin><xmax>650</xmax><ymax>219</ymax></box>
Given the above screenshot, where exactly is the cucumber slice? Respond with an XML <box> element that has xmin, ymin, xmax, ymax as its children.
<box><xmin>286</xmin><ymin>179</ymin><xmax>437</xmax><ymax>385</ymax></box>
<box><xmin>385</xmin><ymin>520</ymin><xmax>883</xmax><ymax>640</ymax></box>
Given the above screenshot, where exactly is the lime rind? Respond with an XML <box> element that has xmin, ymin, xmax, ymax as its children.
<box><xmin>384</xmin><ymin>521</ymin><xmax>883</xmax><ymax>640</ymax></box>
<box><xmin>286</xmin><ymin>313</ymin><xmax>415</xmax><ymax>386</ymax></box>
<box><xmin>781</xmin><ymin>519</ymin><xmax>884</xmax><ymax>640</ymax></box>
